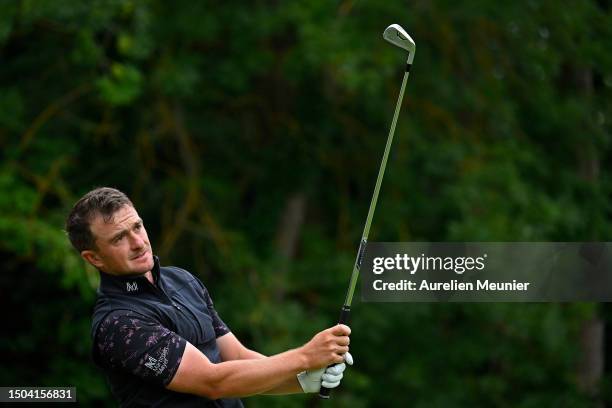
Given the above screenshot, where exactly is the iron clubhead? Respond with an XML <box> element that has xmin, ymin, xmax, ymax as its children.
<box><xmin>383</xmin><ymin>24</ymin><xmax>415</xmax><ymax>64</ymax></box>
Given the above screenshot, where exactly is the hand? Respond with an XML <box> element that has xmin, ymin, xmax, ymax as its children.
<box><xmin>300</xmin><ymin>324</ymin><xmax>351</xmax><ymax>369</ymax></box>
<box><xmin>297</xmin><ymin>352</ymin><xmax>354</xmax><ymax>393</ymax></box>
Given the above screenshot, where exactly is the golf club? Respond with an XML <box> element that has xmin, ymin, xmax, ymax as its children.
<box><xmin>319</xmin><ymin>23</ymin><xmax>415</xmax><ymax>399</ymax></box>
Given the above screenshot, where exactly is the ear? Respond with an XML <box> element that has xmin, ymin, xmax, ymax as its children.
<box><xmin>81</xmin><ymin>249</ymin><xmax>104</xmax><ymax>269</ymax></box>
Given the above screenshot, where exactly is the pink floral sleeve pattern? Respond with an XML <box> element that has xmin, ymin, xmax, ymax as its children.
<box><xmin>201</xmin><ymin>287</ymin><xmax>230</xmax><ymax>338</ymax></box>
<box><xmin>95</xmin><ymin>311</ymin><xmax>187</xmax><ymax>386</ymax></box>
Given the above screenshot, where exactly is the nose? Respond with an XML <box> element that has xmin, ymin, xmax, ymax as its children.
<box><xmin>127</xmin><ymin>230</ymin><xmax>145</xmax><ymax>250</ymax></box>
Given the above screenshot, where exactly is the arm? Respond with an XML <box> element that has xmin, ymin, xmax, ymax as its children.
<box><xmin>166</xmin><ymin>341</ymin><xmax>306</xmax><ymax>398</ymax></box>
<box><xmin>214</xmin><ymin>330</ymin><xmax>351</xmax><ymax>395</ymax></box>
<box><xmin>217</xmin><ymin>332</ymin><xmax>265</xmax><ymax>361</ymax></box>
<box><xmin>216</xmin><ymin>332</ymin><xmax>302</xmax><ymax>394</ymax></box>
<box><xmin>167</xmin><ymin>325</ymin><xmax>350</xmax><ymax>399</ymax></box>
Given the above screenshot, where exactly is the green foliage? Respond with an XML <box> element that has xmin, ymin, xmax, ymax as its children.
<box><xmin>1</xmin><ymin>0</ymin><xmax>611</xmax><ymax>406</ymax></box>
<box><xmin>97</xmin><ymin>63</ymin><xmax>143</xmax><ymax>105</ymax></box>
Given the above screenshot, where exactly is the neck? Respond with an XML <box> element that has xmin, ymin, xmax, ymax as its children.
<box><xmin>144</xmin><ymin>271</ymin><xmax>155</xmax><ymax>285</ymax></box>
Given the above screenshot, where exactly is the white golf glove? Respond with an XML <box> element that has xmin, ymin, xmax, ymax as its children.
<box><xmin>297</xmin><ymin>352</ymin><xmax>354</xmax><ymax>393</ymax></box>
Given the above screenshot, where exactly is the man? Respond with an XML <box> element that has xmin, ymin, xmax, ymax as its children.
<box><xmin>66</xmin><ymin>187</ymin><xmax>352</xmax><ymax>407</ymax></box>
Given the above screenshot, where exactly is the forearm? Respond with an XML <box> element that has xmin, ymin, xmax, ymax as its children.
<box><xmin>211</xmin><ymin>348</ymin><xmax>307</xmax><ymax>398</ymax></box>
<box><xmin>264</xmin><ymin>376</ymin><xmax>303</xmax><ymax>395</ymax></box>
<box><xmin>206</xmin><ymin>325</ymin><xmax>351</xmax><ymax>398</ymax></box>
<box><xmin>241</xmin><ymin>348</ymin><xmax>303</xmax><ymax>394</ymax></box>
<box><xmin>168</xmin><ymin>342</ymin><xmax>308</xmax><ymax>399</ymax></box>
<box><xmin>238</xmin><ymin>348</ymin><xmax>266</xmax><ymax>360</ymax></box>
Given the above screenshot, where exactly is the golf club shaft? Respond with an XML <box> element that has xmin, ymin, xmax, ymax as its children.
<box><xmin>319</xmin><ymin>64</ymin><xmax>411</xmax><ymax>399</ymax></box>
<box><xmin>345</xmin><ymin>67</ymin><xmax>410</xmax><ymax>308</ymax></box>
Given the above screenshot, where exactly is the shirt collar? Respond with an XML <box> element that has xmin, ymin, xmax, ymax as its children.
<box><xmin>98</xmin><ymin>255</ymin><xmax>161</xmax><ymax>295</ymax></box>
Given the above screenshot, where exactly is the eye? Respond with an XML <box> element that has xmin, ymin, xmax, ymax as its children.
<box><xmin>134</xmin><ymin>223</ymin><xmax>142</xmax><ymax>231</ymax></box>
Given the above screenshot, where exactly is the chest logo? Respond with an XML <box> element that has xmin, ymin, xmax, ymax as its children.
<box><xmin>126</xmin><ymin>282</ymin><xmax>138</xmax><ymax>292</ymax></box>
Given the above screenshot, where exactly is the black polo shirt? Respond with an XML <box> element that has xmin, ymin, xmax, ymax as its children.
<box><xmin>91</xmin><ymin>256</ymin><xmax>243</xmax><ymax>408</ymax></box>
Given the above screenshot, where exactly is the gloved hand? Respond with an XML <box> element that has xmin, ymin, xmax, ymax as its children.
<box><xmin>297</xmin><ymin>352</ymin><xmax>354</xmax><ymax>393</ymax></box>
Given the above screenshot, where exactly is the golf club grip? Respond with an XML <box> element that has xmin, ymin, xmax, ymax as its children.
<box><xmin>319</xmin><ymin>306</ymin><xmax>351</xmax><ymax>399</ymax></box>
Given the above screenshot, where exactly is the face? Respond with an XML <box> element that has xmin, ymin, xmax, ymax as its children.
<box><xmin>81</xmin><ymin>205</ymin><xmax>154</xmax><ymax>276</ymax></box>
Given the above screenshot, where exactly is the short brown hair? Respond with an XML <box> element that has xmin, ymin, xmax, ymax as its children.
<box><xmin>66</xmin><ymin>187</ymin><xmax>133</xmax><ymax>252</ymax></box>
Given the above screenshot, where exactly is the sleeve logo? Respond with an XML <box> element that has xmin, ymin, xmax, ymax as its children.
<box><xmin>144</xmin><ymin>346</ymin><xmax>169</xmax><ymax>376</ymax></box>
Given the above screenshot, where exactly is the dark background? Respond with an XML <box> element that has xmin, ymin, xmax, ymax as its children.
<box><xmin>1</xmin><ymin>1</ymin><xmax>611</xmax><ymax>406</ymax></box>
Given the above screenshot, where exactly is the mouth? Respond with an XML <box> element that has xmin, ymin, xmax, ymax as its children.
<box><xmin>132</xmin><ymin>250</ymin><xmax>149</xmax><ymax>261</ymax></box>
